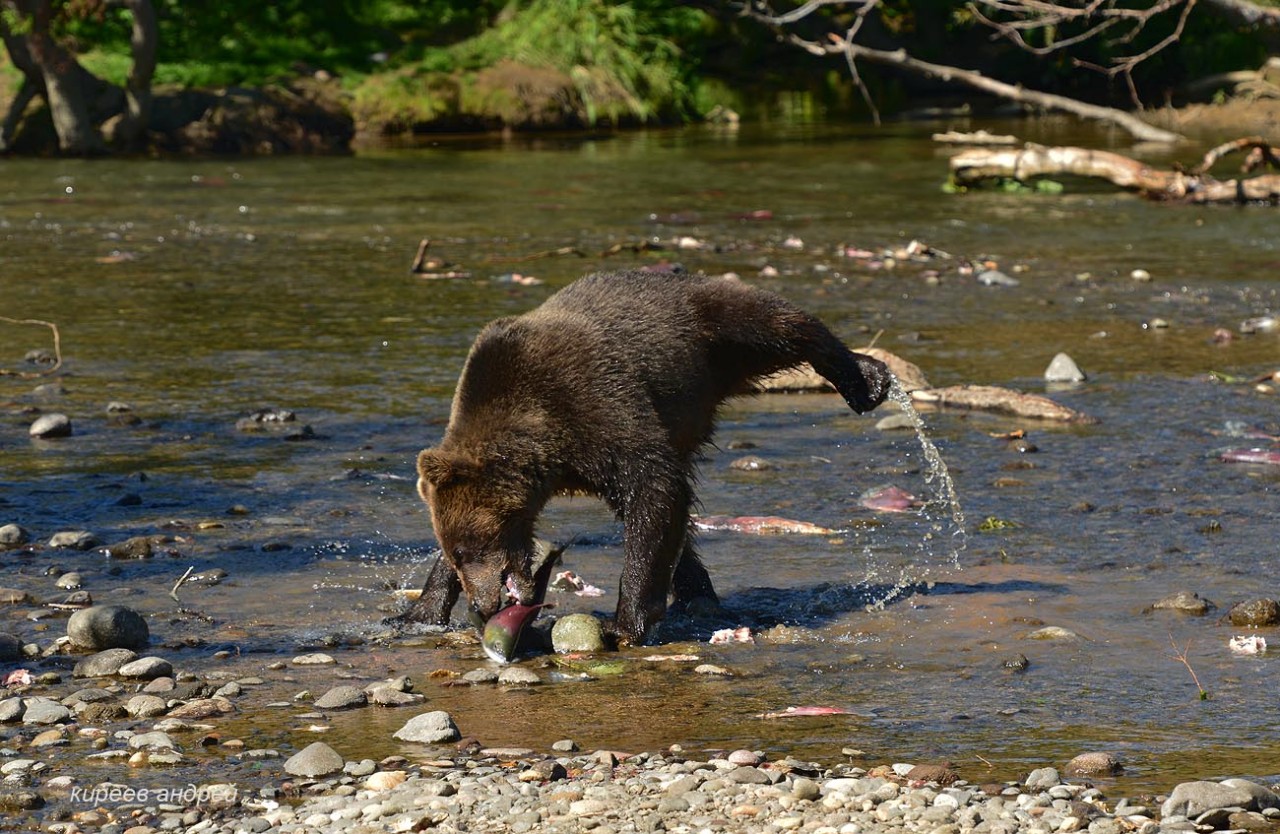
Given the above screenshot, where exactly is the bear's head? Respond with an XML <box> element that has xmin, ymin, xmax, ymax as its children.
<box><xmin>416</xmin><ymin>447</ymin><xmax>544</xmax><ymax>622</ymax></box>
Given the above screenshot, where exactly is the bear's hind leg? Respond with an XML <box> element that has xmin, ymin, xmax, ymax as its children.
<box><xmin>672</xmin><ymin>540</ymin><xmax>718</xmax><ymax>606</ymax></box>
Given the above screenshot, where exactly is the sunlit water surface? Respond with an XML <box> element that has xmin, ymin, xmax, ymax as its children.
<box><xmin>2</xmin><ymin>119</ymin><xmax>1278</xmax><ymax>802</ymax></box>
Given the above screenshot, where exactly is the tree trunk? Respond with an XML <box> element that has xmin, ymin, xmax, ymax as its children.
<box><xmin>111</xmin><ymin>0</ymin><xmax>157</xmax><ymax>150</ymax></box>
<box><xmin>19</xmin><ymin>0</ymin><xmax>105</xmax><ymax>154</ymax></box>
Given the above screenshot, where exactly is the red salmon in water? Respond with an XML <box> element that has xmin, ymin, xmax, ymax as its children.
<box><xmin>691</xmin><ymin>516</ymin><xmax>836</xmax><ymax>535</ymax></box>
<box><xmin>858</xmin><ymin>484</ymin><xmax>923</xmax><ymax>513</ymax></box>
<box><xmin>1221</xmin><ymin>448</ymin><xmax>1280</xmax><ymax>465</ymax></box>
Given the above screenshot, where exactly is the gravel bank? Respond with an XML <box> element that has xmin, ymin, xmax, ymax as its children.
<box><xmin>37</xmin><ymin>743</ymin><xmax>1280</xmax><ymax>834</ymax></box>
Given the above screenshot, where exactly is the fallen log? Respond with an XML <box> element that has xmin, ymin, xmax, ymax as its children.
<box><xmin>911</xmin><ymin>384</ymin><xmax>1098</xmax><ymax>424</ymax></box>
<box><xmin>949</xmin><ymin>139</ymin><xmax>1280</xmax><ymax>203</ymax></box>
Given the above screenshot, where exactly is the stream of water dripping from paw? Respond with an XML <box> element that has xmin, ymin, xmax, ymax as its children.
<box><xmin>857</xmin><ymin>377</ymin><xmax>967</xmax><ymax>610</ymax></box>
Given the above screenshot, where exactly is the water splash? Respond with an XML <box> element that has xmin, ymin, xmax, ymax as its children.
<box><xmin>856</xmin><ymin>377</ymin><xmax>967</xmax><ymax>610</ymax></box>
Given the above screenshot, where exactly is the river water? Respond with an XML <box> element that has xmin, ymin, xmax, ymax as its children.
<box><xmin>2</xmin><ymin>120</ymin><xmax>1278</xmax><ymax>797</ymax></box>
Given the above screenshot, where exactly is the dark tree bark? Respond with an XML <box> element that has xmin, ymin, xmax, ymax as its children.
<box><xmin>0</xmin><ymin>0</ymin><xmax>153</xmax><ymax>154</ymax></box>
<box><xmin>111</xmin><ymin>0</ymin><xmax>157</xmax><ymax>150</ymax></box>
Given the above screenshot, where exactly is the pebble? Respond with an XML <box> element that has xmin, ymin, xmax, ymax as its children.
<box><xmin>48</xmin><ymin>531</ymin><xmax>100</xmax><ymax>550</ymax></box>
<box><xmin>117</xmin><ymin>656</ymin><xmax>173</xmax><ymax>679</ymax></box>
<box><xmin>551</xmin><ymin>613</ymin><xmax>607</xmax><ymax>653</ymax></box>
<box><xmin>498</xmin><ymin>667</ymin><xmax>542</xmax><ymax>686</ymax></box>
<box><xmin>292</xmin><ymin>652</ymin><xmax>336</xmax><ymax>665</ymax></box>
<box><xmin>29</xmin><ymin>413</ymin><xmax>72</xmax><ymax>438</ymax></box>
<box><xmin>1044</xmin><ymin>352</ymin><xmax>1086</xmax><ymax>382</ymax></box>
<box><xmin>0</xmin><ymin>523</ymin><xmax>28</xmax><ymax>548</ymax></box>
<box><xmin>284</xmin><ymin>741</ymin><xmax>345</xmax><ymax>777</ymax></box>
<box><xmin>22</xmin><ymin>697</ymin><xmax>72</xmax><ymax>725</ymax></box>
<box><xmin>393</xmin><ymin>711</ymin><xmax>461</xmax><ymax>744</ymax></box>
<box><xmin>313</xmin><ymin>685</ymin><xmax>368</xmax><ymax>710</ymax></box>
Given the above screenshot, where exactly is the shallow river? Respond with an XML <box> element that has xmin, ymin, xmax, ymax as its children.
<box><xmin>2</xmin><ymin>119</ymin><xmax>1278</xmax><ymax>798</ymax></box>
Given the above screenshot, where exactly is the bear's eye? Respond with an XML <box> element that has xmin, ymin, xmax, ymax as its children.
<box><xmin>450</xmin><ymin>545</ymin><xmax>473</xmax><ymax>564</ymax></box>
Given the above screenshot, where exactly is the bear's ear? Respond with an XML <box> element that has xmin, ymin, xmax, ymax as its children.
<box><xmin>417</xmin><ymin>448</ymin><xmax>454</xmax><ymax>487</ymax></box>
<box><xmin>417</xmin><ymin>448</ymin><xmax>478</xmax><ymax>487</ymax></box>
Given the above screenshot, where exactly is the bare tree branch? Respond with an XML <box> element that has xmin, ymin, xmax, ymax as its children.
<box><xmin>735</xmin><ymin>1</ymin><xmax>1183</xmax><ymax>142</ymax></box>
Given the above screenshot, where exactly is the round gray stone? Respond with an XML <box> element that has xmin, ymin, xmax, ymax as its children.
<box><xmin>551</xmin><ymin>613</ymin><xmax>606</xmax><ymax>654</ymax></box>
<box><xmin>21</xmin><ymin>697</ymin><xmax>71</xmax><ymax>725</ymax></box>
<box><xmin>497</xmin><ymin>666</ymin><xmax>542</xmax><ymax>686</ymax></box>
<box><xmin>128</xmin><ymin>731</ymin><xmax>179</xmax><ymax>750</ymax></box>
<box><xmin>29</xmin><ymin>413</ymin><xmax>72</xmax><ymax>438</ymax></box>
<box><xmin>125</xmin><ymin>695</ymin><xmax>169</xmax><ymax>718</ymax></box>
<box><xmin>0</xmin><ymin>524</ymin><xmax>28</xmax><ymax>549</ymax></box>
<box><xmin>393</xmin><ymin>711</ymin><xmax>460</xmax><ymax>744</ymax></box>
<box><xmin>49</xmin><ymin>531</ymin><xmax>100</xmax><ymax>550</ymax></box>
<box><xmin>67</xmin><ymin>605</ymin><xmax>149</xmax><ymax>650</ymax></box>
<box><xmin>1044</xmin><ymin>352</ymin><xmax>1086</xmax><ymax>382</ymax></box>
<box><xmin>284</xmin><ymin>741</ymin><xmax>345</xmax><ymax>777</ymax></box>
<box><xmin>73</xmin><ymin>648</ymin><xmax>139</xmax><ymax>677</ymax></box>
<box><xmin>313</xmin><ymin>686</ymin><xmax>368</xmax><ymax>710</ymax></box>
<box><xmin>117</xmin><ymin>656</ymin><xmax>173</xmax><ymax>679</ymax></box>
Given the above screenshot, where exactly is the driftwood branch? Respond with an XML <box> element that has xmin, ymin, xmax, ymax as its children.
<box><xmin>949</xmin><ymin>139</ymin><xmax>1280</xmax><ymax>203</ymax></box>
<box><xmin>0</xmin><ymin>316</ymin><xmax>63</xmax><ymax>377</ymax></box>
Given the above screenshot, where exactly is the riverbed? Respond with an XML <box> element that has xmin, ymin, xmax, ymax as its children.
<box><xmin>2</xmin><ymin>119</ymin><xmax>1278</xmax><ymax>805</ymax></box>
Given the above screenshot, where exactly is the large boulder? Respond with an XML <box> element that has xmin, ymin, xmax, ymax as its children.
<box><xmin>67</xmin><ymin>606</ymin><xmax>149</xmax><ymax>651</ymax></box>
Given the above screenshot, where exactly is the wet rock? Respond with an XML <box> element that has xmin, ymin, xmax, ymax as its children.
<box><xmin>0</xmin><ymin>632</ymin><xmax>23</xmax><ymax>662</ymax></box>
<box><xmin>1025</xmin><ymin>767</ymin><xmax>1062</xmax><ymax>789</ymax></box>
<box><xmin>1149</xmin><ymin>591</ymin><xmax>1215</xmax><ymax>615</ymax></box>
<box><xmin>1161</xmin><ymin>779</ymin><xmax>1280</xmax><ymax>819</ymax></box>
<box><xmin>292</xmin><ymin>652</ymin><xmax>335</xmax><ymax>665</ymax></box>
<box><xmin>285</xmin><ymin>741</ymin><xmax>346</xmax><ymax>777</ymax></box>
<box><xmin>0</xmin><ymin>788</ymin><xmax>44</xmax><ymax>811</ymax></box>
<box><xmin>1002</xmin><ymin>654</ymin><xmax>1030</xmax><ymax>672</ymax></box>
<box><xmin>394</xmin><ymin>711</ymin><xmax>461</xmax><ymax>744</ymax></box>
<box><xmin>104</xmin><ymin>535</ymin><xmax>159</xmax><ymax>559</ymax></box>
<box><xmin>236</xmin><ymin>407</ymin><xmax>315</xmax><ymax>440</ymax></box>
<box><xmin>0</xmin><ymin>588</ymin><xmax>32</xmax><ymax>605</ymax></box>
<box><xmin>117</xmin><ymin>656</ymin><xmax>173</xmax><ymax>679</ymax></box>
<box><xmin>166</xmin><ymin>697</ymin><xmax>234</xmax><ymax>719</ymax></box>
<box><xmin>128</xmin><ymin>731</ymin><xmax>179</xmax><ymax>751</ymax></box>
<box><xmin>22</xmin><ymin>697</ymin><xmax>72</xmax><ymax>725</ymax></box>
<box><xmin>551</xmin><ymin>614</ymin><xmax>606</xmax><ymax>654</ymax></box>
<box><xmin>123</xmin><ymin>695</ymin><xmax>168</xmax><ymax>721</ymax></box>
<box><xmin>977</xmin><ymin>268</ymin><xmax>1019</xmax><ymax>287</ymax></box>
<box><xmin>79</xmin><ymin>702</ymin><xmax>129</xmax><ymax>722</ymax></box>
<box><xmin>1229</xmin><ymin>599</ymin><xmax>1280</xmax><ymax>627</ymax></box>
<box><xmin>498</xmin><ymin>667</ymin><xmax>543</xmax><ymax>686</ymax></box>
<box><xmin>1045</xmin><ymin>352</ymin><xmax>1086</xmax><ymax>383</ymax></box>
<box><xmin>368</xmin><ymin>687</ymin><xmax>421</xmax><ymax>707</ymax></box>
<box><xmin>67</xmin><ymin>606</ymin><xmax>149</xmax><ymax>650</ymax></box>
<box><xmin>72</xmin><ymin>648</ymin><xmax>138</xmax><ymax>677</ymax></box>
<box><xmin>1025</xmin><ymin>626</ymin><xmax>1081</xmax><ymax>641</ymax></box>
<box><xmin>0</xmin><ymin>698</ymin><xmax>24</xmax><ymax>722</ymax></box>
<box><xmin>1065</xmin><ymin>752</ymin><xmax>1122</xmax><ymax>776</ymax></box>
<box><xmin>48</xmin><ymin>531</ymin><xmax>100</xmax><ymax>550</ymax></box>
<box><xmin>314</xmin><ymin>685</ymin><xmax>368</xmax><ymax>710</ymax></box>
<box><xmin>29</xmin><ymin>413</ymin><xmax>72</xmax><ymax>438</ymax></box>
<box><xmin>729</xmin><ymin>455</ymin><xmax>773</xmax><ymax>471</ymax></box>
<box><xmin>0</xmin><ymin>523</ymin><xmax>28</xmax><ymax>549</ymax></box>
<box><xmin>55</xmin><ymin>572</ymin><xmax>83</xmax><ymax>589</ymax></box>
<box><xmin>462</xmin><ymin>668</ymin><xmax>499</xmax><ymax>684</ymax></box>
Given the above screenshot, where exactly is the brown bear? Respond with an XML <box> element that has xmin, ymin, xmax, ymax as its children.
<box><xmin>404</xmin><ymin>270</ymin><xmax>891</xmax><ymax>645</ymax></box>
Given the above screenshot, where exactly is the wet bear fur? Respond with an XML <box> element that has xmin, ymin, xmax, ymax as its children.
<box><xmin>405</xmin><ymin>270</ymin><xmax>891</xmax><ymax>645</ymax></box>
